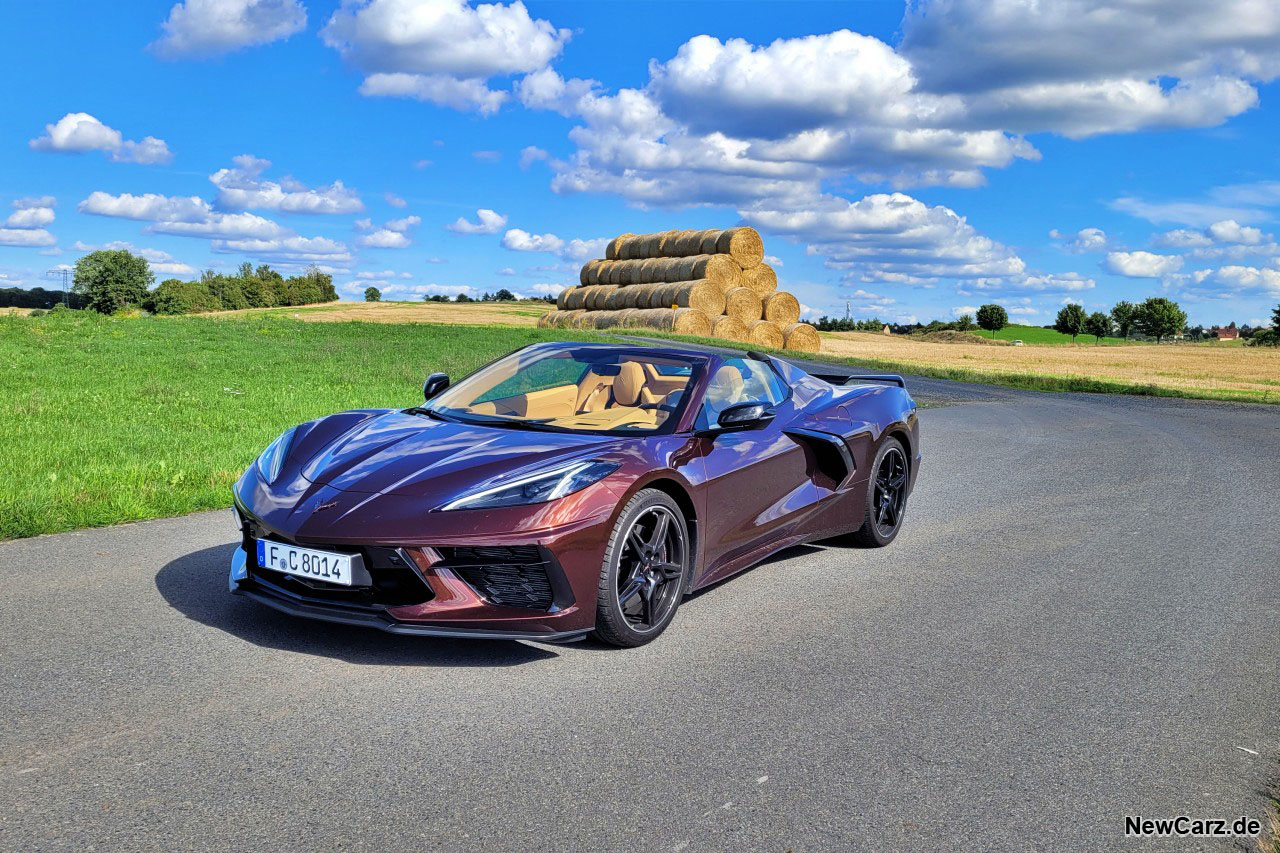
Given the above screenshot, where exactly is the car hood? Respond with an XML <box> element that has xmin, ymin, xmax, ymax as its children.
<box><xmin>295</xmin><ymin>410</ymin><xmax>623</xmax><ymax>498</ymax></box>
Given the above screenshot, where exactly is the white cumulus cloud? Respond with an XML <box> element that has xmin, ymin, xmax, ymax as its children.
<box><xmin>151</xmin><ymin>0</ymin><xmax>306</xmax><ymax>59</ymax></box>
<box><xmin>322</xmin><ymin>0</ymin><xmax>571</xmax><ymax>114</ymax></box>
<box><xmin>1104</xmin><ymin>250</ymin><xmax>1185</xmax><ymax>278</ymax></box>
<box><xmin>446</xmin><ymin>208</ymin><xmax>507</xmax><ymax>234</ymax></box>
<box><xmin>501</xmin><ymin>228</ymin><xmax>565</xmax><ymax>253</ymax></box>
<box><xmin>209</xmin><ymin>155</ymin><xmax>364</xmax><ymax>214</ymax></box>
<box><xmin>30</xmin><ymin>113</ymin><xmax>172</xmax><ymax>165</ymax></box>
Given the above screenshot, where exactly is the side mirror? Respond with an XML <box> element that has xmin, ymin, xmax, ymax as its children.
<box><xmin>422</xmin><ymin>372</ymin><xmax>450</xmax><ymax>401</ymax></box>
<box><xmin>715</xmin><ymin>401</ymin><xmax>775</xmax><ymax>432</ymax></box>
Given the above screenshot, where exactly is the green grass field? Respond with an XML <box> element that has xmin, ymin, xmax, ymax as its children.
<box><xmin>974</xmin><ymin>323</ymin><xmax>1134</xmax><ymax>345</ymax></box>
<box><xmin>2</xmin><ymin>312</ymin><xmax>602</xmax><ymax>539</ymax></box>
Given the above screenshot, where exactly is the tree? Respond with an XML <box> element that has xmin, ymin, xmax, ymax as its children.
<box><xmin>1273</xmin><ymin>303</ymin><xmax>1280</xmax><ymax>330</ymax></box>
<box><xmin>976</xmin><ymin>303</ymin><xmax>1007</xmax><ymax>338</ymax></box>
<box><xmin>954</xmin><ymin>313</ymin><xmax>974</xmax><ymax>332</ymax></box>
<box><xmin>364</xmin><ymin>286</ymin><xmax>381</xmax><ymax>302</ymax></box>
<box><xmin>1054</xmin><ymin>303</ymin><xmax>1088</xmax><ymax>342</ymax></box>
<box><xmin>455</xmin><ymin>293</ymin><xmax>473</xmax><ymax>303</ymax></box>
<box><xmin>1110</xmin><ymin>301</ymin><xmax>1137</xmax><ymax>339</ymax></box>
<box><xmin>493</xmin><ymin>288</ymin><xmax>516</xmax><ymax>301</ymax></box>
<box><xmin>1084</xmin><ymin>311</ymin><xmax>1112</xmax><ymax>344</ymax></box>
<box><xmin>1134</xmin><ymin>297</ymin><xmax>1187</xmax><ymax>343</ymax></box>
<box><xmin>73</xmin><ymin>250</ymin><xmax>153</xmax><ymax>314</ymax></box>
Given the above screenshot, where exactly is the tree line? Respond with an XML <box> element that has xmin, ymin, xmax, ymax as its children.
<box><xmin>38</xmin><ymin>249</ymin><xmax>339</xmax><ymax>315</ymax></box>
<box><xmin>814</xmin><ymin>296</ymin><xmax>1280</xmax><ymax>345</ymax></box>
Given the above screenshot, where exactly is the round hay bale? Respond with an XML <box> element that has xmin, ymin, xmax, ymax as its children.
<box><xmin>637</xmin><ymin>257</ymin><xmax>662</xmax><ymax>284</ymax></box>
<box><xmin>656</xmin><ymin>231</ymin><xmax>676</xmax><ymax>257</ymax></box>
<box><xmin>762</xmin><ymin>291</ymin><xmax>801</xmax><ymax>325</ymax></box>
<box><xmin>556</xmin><ymin>287</ymin><xmax>575</xmax><ymax>310</ymax></box>
<box><xmin>782</xmin><ymin>322</ymin><xmax>821</xmax><ymax>353</ymax></box>
<box><xmin>741</xmin><ymin>263</ymin><xmax>777</xmax><ymax>297</ymax></box>
<box><xmin>613</xmin><ymin>308</ymin><xmax>638</xmax><ymax>327</ymax></box>
<box><xmin>672</xmin><ymin>308</ymin><xmax>712</xmax><ymax>336</ymax></box>
<box><xmin>603</xmin><ymin>288</ymin><xmax>630</xmax><ymax>310</ymax></box>
<box><xmin>715</xmin><ymin>227</ymin><xmax>765</xmax><ymax>268</ymax></box>
<box><xmin>579</xmin><ymin>260</ymin><xmax>600</xmax><ymax>287</ymax></box>
<box><xmin>605</xmin><ymin>234</ymin><xmax>633</xmax><ymax>261</ymax></box>
<box><xmin>546</xmin><ymin>309</ymin><xmax>584</xmax><ymax>328</ymax></box>
<box><xmin>616</xmin><ymin>259</ymin><xmax>635</xmax><ymax>285</ymax></box>
<box><xmin>671</xmin><ymin>231</ymin><xmax>700</xmax><ymax>256</ymax></box>
<box><xmin>561</xmin><ymin>288</ymin><xmax>587</xmax><ymax>310</ymax></box>
<box><xmin>712</xmin><ymin>314</ymin><xmax>748</xmax><ymax>342</ymax></box>
<box><xmin>672</xmin><ymin>279</ymin><xmax>726</xmax><ymax>315</ymax></box>
<box><xmin>723</xmin><ymin>286</ymin><xmax>763</xmax><ymax>323</ymax></box>
<box><xmin>588</xmin><ymin>285</ymin><xmax>620</xmax><ymax>310</ymax></box>
<box><xmin>698</xmin><ymin>230</ymin><xmax>721</xmax><ymax>255</ymax></box>
<box><xmin>624</xmin><ymin>282</ymin><xmax>661</xmax><ymax>309</ymax></box>
<box><xmin>691</xmin><ymin>254</ymin><xmax>742</xmax><ymax>287</ymax></box>
<box><xmin>747</xmin><ymin>319</ymin><xmax>784</xmax><ymax>349</ymax></box>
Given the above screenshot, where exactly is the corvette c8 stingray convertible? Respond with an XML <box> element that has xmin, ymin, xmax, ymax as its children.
<box><xmin>229</xmin><ymin>342</ymin><xmax>920</xmax><ymax>647</ymax></box>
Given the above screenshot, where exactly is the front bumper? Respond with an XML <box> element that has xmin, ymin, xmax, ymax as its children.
<box><xmin>230</xmin><ymin>563</ymin><xmax>589</xmax><ymax>641</ymax></box>
<box><xmin>228</xmin><ymin>503</ymin><xmax>612</xmax><ymax>642</ymax></box>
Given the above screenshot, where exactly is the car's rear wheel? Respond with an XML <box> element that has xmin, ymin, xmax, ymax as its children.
<box><xmin>849</xmin><ymin>437</ymin><xmax>909</xmax><ymax>547</ymax></box>
<box><xmin>591</xmin><ymin>489</ymin><xmax>689</xmax><ymax>647</ymax></box>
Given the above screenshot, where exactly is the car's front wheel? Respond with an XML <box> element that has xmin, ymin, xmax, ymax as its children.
<box><xmin>849</xmin><ymin>437</ymin><xmax>910</xmax><ymax>547</ymax></box>
<box><xmin>591</xmin><ymin>489</ymin><xmax>690</xmax><ymax>647</ymax></box>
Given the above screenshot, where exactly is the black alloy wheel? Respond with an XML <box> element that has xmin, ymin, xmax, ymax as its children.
<box><xmin>592</xmin><ymin>489</ymin><xmax>689</xmax><ymax>647</ymax></box>
<box><xmin>850</xmin><ymin>437</ymin><xmax>909</xmax><ymax>547</ymax></box>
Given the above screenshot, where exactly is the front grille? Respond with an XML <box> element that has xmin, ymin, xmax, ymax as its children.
<box><xmin>435</xmin><ymin>545</ymin><xmax>556</xmax><ymax>611</ymax></box>
<box><xmin>244</xmin><ymin>525</ymin><xmax>433</xmax><ymax>608</ymax></box>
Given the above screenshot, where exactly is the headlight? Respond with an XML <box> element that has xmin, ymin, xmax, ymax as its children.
<box><xmin>256</xmin><ymin>427</ymin><xmax>296</xmax><ymax>484</ymax></box>
<box><xmin>439</xmin><ymin>460</ymin><xmax>619</xmax><ymax>511</ymax></box>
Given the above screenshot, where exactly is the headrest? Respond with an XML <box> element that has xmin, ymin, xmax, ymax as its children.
<box><xmin>613</xmin><ymin>361</ymin><xmax>646</xmax><ymax>407</ymax></box>
<box><xmin>708</xmin><ymin>365</ymin><xmax>744</xmax><ymax>401</ymax></box>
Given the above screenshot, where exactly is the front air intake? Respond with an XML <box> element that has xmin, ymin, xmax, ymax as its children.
<box><xmin>434</xmin><ymin>545</ymin><xmax>557</xmax><ymax>611</ymax></box>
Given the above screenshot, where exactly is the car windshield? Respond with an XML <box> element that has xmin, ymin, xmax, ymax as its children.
<box><xmin>425</xmin><ymin>347</ymin><xmax>701</xmax><ymax>434</ymax></box>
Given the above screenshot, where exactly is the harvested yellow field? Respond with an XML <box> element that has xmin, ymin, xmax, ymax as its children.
<box><xmin>820</xmin><ymin>331</ymin><xmax>1280</xmax><ymax>401</ymax></box>
<box><xmin>219</xmin><ymin>300</ymin><xmax>554</xmax><ymax>326</ymax></box>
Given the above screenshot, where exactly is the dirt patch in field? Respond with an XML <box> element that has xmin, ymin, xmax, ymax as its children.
<box><xmin>821</xmin><ymin>331</ymin><xmax>1280</xmax><ymax>398</ymax></box>
<box><xmin>912</xmin><ymin>330</ymin><xmax>1012</xmax><ymax>345</ymax></box>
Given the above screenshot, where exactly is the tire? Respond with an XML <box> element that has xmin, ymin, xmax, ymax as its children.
<box><xmin>591</xmin><ymin>488</ymin><xmax>691</xmax><ymax>647</ymax></box>
<box><xmin>849</xmin><ymin>437</ymin><xmax>910</xmax><ymax>548</ymax></box>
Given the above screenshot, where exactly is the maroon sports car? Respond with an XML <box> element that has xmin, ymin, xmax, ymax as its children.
<box><xmin>229</xmin><ymin>342</ymin><xmax>920</xmax><ymax>646</ymax></box>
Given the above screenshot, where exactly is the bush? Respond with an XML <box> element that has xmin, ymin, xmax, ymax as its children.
<box><xmin>145</xmin><ymin>279</ymin><xmax>222</xmax><ymax>315</ymax></box>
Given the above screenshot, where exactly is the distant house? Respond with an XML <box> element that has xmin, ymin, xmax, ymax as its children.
<box><xmin>1217</xmin><ymin>325</ymin><xmax>1240</xmax><ymax>340</ymax></box>
<box><xmin>882</xmin><ymin>324</ymin><xmax>891</xmax><ymax>335</ymax></box>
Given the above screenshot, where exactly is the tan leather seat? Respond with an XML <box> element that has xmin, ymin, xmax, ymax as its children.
<box><xmin>611</xmin><ymin>362</ymin><xmax>649</xmax><ymax>408</ymax></box>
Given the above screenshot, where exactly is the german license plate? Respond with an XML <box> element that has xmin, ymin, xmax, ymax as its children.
<box><xmin>256</xmin><ymin>539</ymin><xmax>353</xmax><ymax>586</ymax></box>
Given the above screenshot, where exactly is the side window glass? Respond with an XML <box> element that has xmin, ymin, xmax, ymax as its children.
<box><xmin>698</xmin><ymin>358</ymin><xmax>786</xmax><ymax>428</ymax></box>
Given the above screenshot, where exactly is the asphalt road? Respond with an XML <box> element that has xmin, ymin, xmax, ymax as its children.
<box><xmin>3</xmin><ymin>373</ymin><xmax>1279</xmax><ymax>851</ymax></box>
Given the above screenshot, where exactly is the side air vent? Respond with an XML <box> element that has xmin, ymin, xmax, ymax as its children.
<box><xmin>434</xmin><ymin>545</ymin><xmax>557</xmax><ymax>611</ymax></box>
<box><xmin>785</xmin><ymin>428</ymin><xmax>855</xmax><ymax>490</ymax></box>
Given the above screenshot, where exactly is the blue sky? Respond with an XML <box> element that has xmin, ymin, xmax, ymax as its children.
<box><xmin>4</xmin><ymin>0</ymin><xmax>1280</xmax><ymax>327</ymax></box>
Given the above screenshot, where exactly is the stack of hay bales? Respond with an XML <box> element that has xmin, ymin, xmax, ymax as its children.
<box><xmin>538</xmin><ymin>227</ymin><xmax>821</xmax><ymax>353</ymax></box>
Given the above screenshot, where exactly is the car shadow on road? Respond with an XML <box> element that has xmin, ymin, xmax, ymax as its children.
<box><xmin>155</xmin><ymin>543</ymin><xmax>559</xmax><ymax>667</ymax></box>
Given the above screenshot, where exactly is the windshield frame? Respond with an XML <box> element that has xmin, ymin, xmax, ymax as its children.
<box><xmin>418</xmin><ymin>344</ymin><xmax>708</xmax><ymax>437</ymax></box>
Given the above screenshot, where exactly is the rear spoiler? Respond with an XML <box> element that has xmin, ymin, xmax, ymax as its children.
<box><xmin>810</xmin><ymin>372</ymin><xmax>907</xmax><ymax>389</ymax></box>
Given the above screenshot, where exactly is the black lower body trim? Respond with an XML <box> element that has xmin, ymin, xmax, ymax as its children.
<box><xmin>233</xmin><ymin>583</ymin><xmax>589</xmax><ymax>643</ymax></box>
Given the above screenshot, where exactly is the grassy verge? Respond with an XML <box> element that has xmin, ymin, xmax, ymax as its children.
<box><xmin>623</xmin><ymin>330</ymin><xmax>1280</xmax><ymax>405</ymax></box>
<box><xmin>2</xmin><ymin>312</ymin><xmax>603</xmax><ymax>540</ymax></box>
